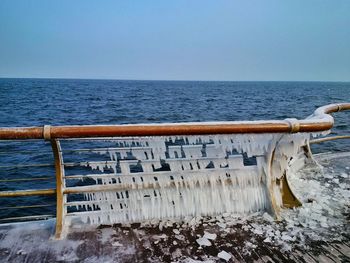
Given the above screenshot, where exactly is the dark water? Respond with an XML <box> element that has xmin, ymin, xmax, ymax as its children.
<box><xmin>1</xmin><ymin>79</ymin><xmax>350</xmax><ymax>126</ymax></box>
<box><xmin>0</xmin><ymin>79</ymin><xmax>349</xmax><ymax>220</ymax></box>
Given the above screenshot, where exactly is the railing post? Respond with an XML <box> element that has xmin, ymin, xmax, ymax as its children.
<box><xmin>50</xmin><ymin>139</ymin><xmax>65</xmax><ymax>239</ymax></box>
<box><xmin>269</xmin><ymin>136</ymin><xmax>302</xmax><ymax>214</ymax></box>
<box><xmin>265</xmin><ymin>139</ymin><xmax>282</xmax><ymax>220</ymax></box>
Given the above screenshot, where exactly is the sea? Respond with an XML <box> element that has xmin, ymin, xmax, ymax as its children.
<box><xmin>0</xmin><ymin>79</ymin><xmax>349</xmax><ymax>220</ymax></box>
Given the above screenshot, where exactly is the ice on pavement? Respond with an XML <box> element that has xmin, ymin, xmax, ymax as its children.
<box><xmin>217</xmin><ymin>251</ymin><xmax>232</xmax><ymax>261</ymax></box>
<box><xmin>196</xmin><ymin>237</ymin><xmax>212</xmax><ymax>247</ymax></box>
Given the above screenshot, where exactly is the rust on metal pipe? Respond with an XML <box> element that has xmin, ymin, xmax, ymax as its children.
<box><xmin>51</xmin><ymin>139</ymin><xmax>65</xmax><ymax>239</ymax></box>
<box><xmin>0</xmin><ymin>189</ymin><xmax>56</xmax><ymax>197</ymax></box>
<box><xmin>50</xmin><ymin>122</ymin><xmax>291</xmax><ymax>138</ymax></box>
<box><xmin>0</xmin><ymin>127</ymin><xmax>43</xmax><ymax>140</ymax></box>
<box><xmin>0</xmin><ymin>103</ymin><xmax>349</xmax><ymax>140</ymax></box>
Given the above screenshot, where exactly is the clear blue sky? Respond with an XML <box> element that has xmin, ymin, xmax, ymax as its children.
<box><xmin>0</xmin><ymin>0</ymin><xmax>349</xmax><ymax>81</ymax></box>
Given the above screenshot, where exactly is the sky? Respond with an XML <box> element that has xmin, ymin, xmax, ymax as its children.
<box><xmin>0</xmin><ymin>0</ymin><xmax>349</xmax><ymax>81</ymax></box>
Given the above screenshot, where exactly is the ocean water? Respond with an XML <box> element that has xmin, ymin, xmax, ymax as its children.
<box><xmin>1</xmin><ymin>79</ymin><xmax>350</xmax><ymax>127</ymax></box>
<box><xmin>0</xmin><ymin>79</ymin><xmax>349</xmax><ymax>220</ymax></box>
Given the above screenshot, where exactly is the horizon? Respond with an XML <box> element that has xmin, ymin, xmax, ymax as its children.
<box><xmin>1</xmin><ymin>77</ymin><xmax>350</xmax><ymax>83</ymax></box>
<box><xmin>1</xmin><ymin>1</ymin><xmax>350</xmax><ymax>81</ymax></box>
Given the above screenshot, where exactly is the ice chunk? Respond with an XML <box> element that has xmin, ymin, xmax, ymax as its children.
<box><xmin>217</xmin><ymin>223</ymin><xmax>227</xmax><ymax>229</ymax></box>
<box><xmin>196</xmin><ymin>237</ymin><xmax>212</xmax><ymax>247</ymax></box>
<box><xmin>182</xmin><ymin>258</ymin><xmax>215</xmax><ymax>263</ymax></box>
<box><xmin>203</xmin><ymin>231</ymin><xmax>217</xmax><ymax>240</ymax></box>
<box><xmin>175</xmin><ymin>235</ymin><xmax>186</xmax><ymax>241</ymax></box>
<box><xmin>263</xmin><ymin>237</ymin><xmax>271</xmax><ymax>243</ymax></box>
<box><xmin>217</xmin><ymin>251</ymin><xmax>232</xmax><ymax>261</ymax></box>
<box><xmin>263</xmin><ymin>212</ymin><xmax>274</xmax><ymax>222</ymax></box>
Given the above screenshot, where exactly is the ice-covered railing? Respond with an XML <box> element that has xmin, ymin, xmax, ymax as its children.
<box><xmin>62</xmin><ymin>136</ymin><xmax>270</xmax><ymax>224</ymax></box>
<box><xmin>0</xmin><ymin>103</ymin><xmax>349</xmax><ymax>239</ymax></box>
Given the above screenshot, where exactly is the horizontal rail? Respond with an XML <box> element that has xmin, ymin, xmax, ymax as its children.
<box><xmin>63</xmin><ymin>172</ymin><xmax>254</xmax><ymax>195</ymax></box>
<box><xmin>0</xmin><ymin>203</ymin><xmax>56</xmax><ymax>210</ymax></box>
<box><xmin>0</xmin><ymin>163</ymin><xmax>54</xmax><ymax>169</ymax></box>
<box><xmin>64</xmin><ymin>165</ymin><xmax>257</xmax><ymax>180</ymax></box>
<box><xmin>0</xmin><ymin>103</ymin><xmax>349</xmax><ymax>140</ymax></box>
<box><xmin>0</xmin><ymin>150</ymin><xmax>52</xmax><ymax>155</ymax></box>
<box><xmin>0</xmin><ymin>177</ymin><xmax>55</xmax><ymax>183</ymax></box>
<box><xmin>62</xmin><ymin>146</ymin><xmax>153</xmax><ymax>153</ymax></box>
<box><xmin>63</xmin><ymin>181</ymin><xmax>196</xmax><ymax>194</ymax></box>
<box><xmin>0</xmin><ymin>139</ymin><xmax>44</xmax><ymax>142</ymax></box>
<box><xmin>0</xmin><ymin>215</ymin><xmax>55</xmax><ymax>222</ymax></box>
<box><xmin>310</xmin><ymin>135</ymin><xmax>350</xmax><ymax>144</ymax></box>
<box><xmin>0</xmin><ymin>189</ymin><xmax>56</xmax><ymax>197</ymax></box>
<box><xmin>64</xmin><ymin>173</ymin><xmax>117</xmax><ymax>179</ymax></box>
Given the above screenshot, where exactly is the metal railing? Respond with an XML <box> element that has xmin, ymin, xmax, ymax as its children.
<box><xmin>0</xmin><ymin>103</ymin><xmax>349</xmax><ymax>239</ymax></box>
<box><xmin>0</xmin><ymin>140</ymin><xmax>56</xmax><ymax>224</ymax></box>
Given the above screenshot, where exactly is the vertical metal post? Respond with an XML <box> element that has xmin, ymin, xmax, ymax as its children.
<box><xmin>266</xmin><ymin>144</ymin><xmax>281</xmax><ymax>220</ymax></box>
<box><xmin>51</xmin><ymin>139</ymin><xmax>65</xmax><ymax>239</ymax></box>
<box><xmin>268</xmin><ymin>136</ymin><xmax>302</xmax><ymax>213</ymax></box>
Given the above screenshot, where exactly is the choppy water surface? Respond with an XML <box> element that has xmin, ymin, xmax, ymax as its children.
<box><xmin>1</xmin><ymin>79</ymin><xmax>350</xmax><ymax>126</ymax></box>
<box><xmin>0</xmin><ymin>79</ymin><xmax>349</xmax><ymax>219</ymax></box>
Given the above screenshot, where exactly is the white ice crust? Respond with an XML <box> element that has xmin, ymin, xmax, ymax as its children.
<box><xmin>62</xmin><ymin>132</ymin><xmax>317</xmax><ymax>226</ymax></box>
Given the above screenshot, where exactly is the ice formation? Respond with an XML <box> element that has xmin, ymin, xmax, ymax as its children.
<box><xmin>63</xmin><ymin>133</ymin><xmax>312</xmax><ymax>225</ymax></box>
<box><xmin>217</xmin><ymin>251</ymin><xmax>232</xmax><ymax>261</ymax></box>
<box><xmin>196</xmin><ymin>237</ymin><xmax>211</xmax><ymax>247</ymax></box>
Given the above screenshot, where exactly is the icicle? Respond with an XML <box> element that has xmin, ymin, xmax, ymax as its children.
<box><xmin>68</xmin><ymin>133</ymin><xmax>310</xmax><ymax>225</ymax></box>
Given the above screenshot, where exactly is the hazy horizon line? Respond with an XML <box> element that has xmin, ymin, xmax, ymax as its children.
<box><xmin>0</xmin><ymin>77</ymin><xmax>349</xmax><ymax>83</ymax></box>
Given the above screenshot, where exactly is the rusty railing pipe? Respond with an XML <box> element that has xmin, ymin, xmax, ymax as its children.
<box><xmin>0</xmin><ymin>189</ymin><xmax>56</xmax><ymax>197</ymax></box>
<box><xmin>0</xmin><ymin>103</ymin><xmax>349</xmax><ymax>140</ymax></box>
